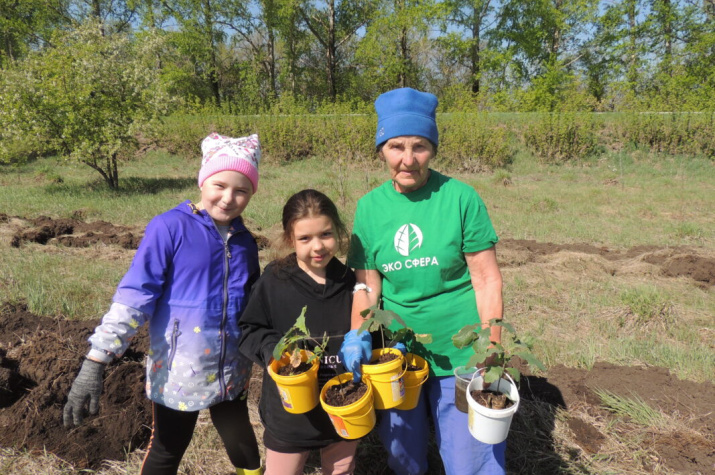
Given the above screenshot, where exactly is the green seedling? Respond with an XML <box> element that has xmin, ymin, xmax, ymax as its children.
<box><xmin>273</xmin><ymin>306</ymin><xmax>329</xmax><ymax>370</ymax></box>
<box><xmin>358</xmin><ymin>305</ymin><xmax>433</xmax><ymax>351</ymax></box>
<box><xmin>452</xmin><ymin>318</ymin><xmax>545</xmax><ymax>394</ymax></box>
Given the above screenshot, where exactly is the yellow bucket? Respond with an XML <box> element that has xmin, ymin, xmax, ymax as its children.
<box><xmin>267</xmin><ymin>350</ymin><xmax>319</xmax><ymax>414</ymax></box>
<box><xmin>362</xmin><ymin>348</ymin><xmax>405</xmax><ymax>409</ymax></box>
<box><xmin>395</xmin><ymin>354</ymin><xmax>429</xmax><ymax>411</ymax></box>
<box><xmin>320</xmin><ymin>373</ymin><xmax>376</xmax><ymax>439</ymax></box>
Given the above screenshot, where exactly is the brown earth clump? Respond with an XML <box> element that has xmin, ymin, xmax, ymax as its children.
<box><xmin>0</xmin><ymin>302</ymin><xmax>151</xmax><ymax>469</ymax></box>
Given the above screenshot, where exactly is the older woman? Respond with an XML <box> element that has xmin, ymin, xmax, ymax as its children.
<box><xmin>340</xmin><ymin>88</ymin><xmax>505</xmax><ymax>475</ymax></box>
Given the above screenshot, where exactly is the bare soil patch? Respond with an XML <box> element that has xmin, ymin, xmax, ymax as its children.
<box><xmin>0</xmin><ymin>302</ymin><xmax>151</xmax><ymax>469</ymax></box>
<box><xmin>10</xmin><ymin>215</ymin><xmax>710</xmax><ymax>288</ymax></box>
<box><xmin>518</xmin><ymin>361</ymin><xmax>715</xmax><ymax>474</ymax></box>
<box><xmin>3</xmin><ymin>212</ymin><xmax>271</xmax><ymax>252</ymax></box>
<box><xmin>4</xmin><ymin>213</ymin><xmax>142</xmax><ymax>249</ymax></box>
<box><xmin>499</xmin><ymin>238</ymin><xmax>715</xmax><ymax>287</ymax></box>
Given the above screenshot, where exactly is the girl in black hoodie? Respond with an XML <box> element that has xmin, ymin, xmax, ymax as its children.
<box><xmin>239</xmin><ymin>189</ymin><xmax>357</xmax><ymax>475</ymax></box>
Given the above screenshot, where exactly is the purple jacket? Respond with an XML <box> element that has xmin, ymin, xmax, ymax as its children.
<box><xmin>88</xmin><ymin>201</ymin><xmax>259</xmax><ymax>411</ymax></box>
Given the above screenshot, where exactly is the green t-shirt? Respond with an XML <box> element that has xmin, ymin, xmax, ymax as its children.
<box><xmin>348</xmin><ymin>170</ymin><xmax>498</xmax><ymax>376</ymax></box>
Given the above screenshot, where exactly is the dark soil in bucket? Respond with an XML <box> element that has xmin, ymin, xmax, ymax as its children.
<box><xmin>404</xmin><ymin>355</ymin><xmax>422</xmax><ymax>371</ymax></box>
<box><xmin>324</xmin><ymin>380</ymin><xmax>368</xmax><ymax>407</ymax></box>
<box><xmin>368</xmin><ymin>352</ymin><xmax>399</xmax><ymax>364</ymax></box>
<box><xmin>470</xmin><ymin>389</ymin><xmax>515</xmax><ymax>410</ymax></box>
<box><xmin>277</xmin><ymin>361</ymin><xmax>313</xmax><ymax>376</ymax></box>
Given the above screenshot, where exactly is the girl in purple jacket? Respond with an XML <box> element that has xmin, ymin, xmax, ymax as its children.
<box><xmin>64</xmin><ymin>133</ymin><xmax>263</xmax><ymax>475</ymax></box>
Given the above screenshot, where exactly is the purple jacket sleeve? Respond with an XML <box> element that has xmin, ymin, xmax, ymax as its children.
<box><xmin>112</xmin><ymin>215</ymin><xmax>172</xmax><ymax>315</ymax></box>
<box><xmin>87</xmin><ymin>216</ymin><xmax>171</xmax><ymax>361</ymax></box>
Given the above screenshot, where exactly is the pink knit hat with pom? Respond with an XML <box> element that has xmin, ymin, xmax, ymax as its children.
<box><xmin>198</xmin><ymin>133</ymin><xmax>261</xmax><ymax>192</ymax></box>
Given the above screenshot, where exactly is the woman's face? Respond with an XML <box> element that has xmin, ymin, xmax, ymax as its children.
<box><xmin>380</xmin><ymin>136</ymin><xmax>434</xmax><ymax>193</ymax></box>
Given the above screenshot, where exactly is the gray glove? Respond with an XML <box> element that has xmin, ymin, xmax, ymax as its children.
<box><xmin>63</xmin><ymin>359</ymin><xmax>106</xmax><ymax>427</ymax></box>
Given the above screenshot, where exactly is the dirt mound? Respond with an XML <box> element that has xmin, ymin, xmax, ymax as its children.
<box><xmin>0</xmin><ymin>302</ymin><xmax>151</xmax><ymax>469</ymax></box>
<box><xmin>1</xmin><ymin>303</ymin><xmax>713</xmax><ymax>473</ymax></box>
<box><xmin>5</xmin><ymin>214</ymin><xmax>142</xmax><ymax>249</ymax></box>
<box><xmin>500</xmin><ymin>238</ymin><xmax>715</xmax><ymax>287</ymax></box>
<box><xmin>4</xmin><ymin>213</ymin><xmax>270</xmax><ymax>252</ymax></box>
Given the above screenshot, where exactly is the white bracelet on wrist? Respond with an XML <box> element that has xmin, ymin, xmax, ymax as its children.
<box><xmin>353</xmin><ymin>283</ymin><xmax>372</xmax><ymax>294</ymax></box>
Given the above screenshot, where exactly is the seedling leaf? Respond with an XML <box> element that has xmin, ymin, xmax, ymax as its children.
<box><xmin>493</xmin><ymin>319</ymin><xmax>516</xmax><ymax>334</ymax></box>
<box><xmin>483</xmin><ymin>366</ymin><xmax>503</xmax><ymax>384</ymax></box>
<box><xmin>505</xmin><ymin>367</ymin><xmax>520</xmax><ymax>382</ymax></box>
<box><xmin>515</xmin><ymin>351</ymin><xmax>547</xmax><ymax>372</ymax></box>
<box><xmin>358</xmin><ymin>305</ymin><xmax>431</xmax><ymax>352</ymax></box>
<box><xmin>452</xmin><ymin>317</ymin><xmax>545</xmax><ymax>394</ymax></box>
<box><xmin>272</xmin><ymin>306</ymin><xmax>329</xmax><ymax>364</ymax></box>
<box><xmin>415</xmin><ymin>333</ymin><xmax>432</xmax><ymax>344</ymax></box>
<box><xmin>289</xmin><ymin>347</ymin><xmax>302</xmax><ymax>368</ymax></box>
<box><xmin>452</xmin><ymin>324</ymin><xmax>480</xmax><ymax>348</ymax></box>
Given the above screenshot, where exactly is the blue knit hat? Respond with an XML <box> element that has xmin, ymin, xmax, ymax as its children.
<box><xmin>375</xmin><ymin>88</ymin><xmax>439</xmax><ymax>148</ymax></box>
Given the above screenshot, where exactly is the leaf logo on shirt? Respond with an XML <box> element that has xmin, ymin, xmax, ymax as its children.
<box><xmin>394</xmin><ymin>224</ymin><xmax>423</xmax><ymax>257</ymax></box>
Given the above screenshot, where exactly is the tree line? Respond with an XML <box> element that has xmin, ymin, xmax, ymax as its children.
<box><xmin>2</xmin><ymin>0</ymin><xmax>714</xmax><ymax>112</ymax></box>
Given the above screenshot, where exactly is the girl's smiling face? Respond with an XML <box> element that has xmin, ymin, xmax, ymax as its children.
<box><xmin>291</xmin><ymin>214</ymin><xmax>337</xmax><ymax>283</ymax></box>
<box><xmin>199</xmin><ymin>170</ymin><xmax>254</xmax><ymax>225</ymax></box>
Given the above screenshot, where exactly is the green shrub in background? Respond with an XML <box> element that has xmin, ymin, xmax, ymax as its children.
<box><xmin>155</xmin><ymin>113</ymin><xmax>514</xmax><ymax>171</ymax></box>
<box><xmin>154</xmin><ymin>114</ymin><xmax>261</xmax><ymax>158</ymax></box>
<box><xmin>149</xmin><ymin>111</ymin><xmax>715</xmax><ymax>169</ymax></box>
<box><xmin>521</xmin><ymin>113</ymin><xmax>603</xmax><ymax>164</ymax></box>
<box><xmin>0</xmin><ymin>135</ymin><xmax>45</xmax><ymax>165</ymax></box>
<box><xmin>154</xmin><ymin>113</ymin><xmax>376</xmax><ymax>163</ymax></box>
<box><xmin>603</xmin><ymin>112</ymin><xmax>715</xmax><ymax>158</ymax></box>
<box><xmin>437</xmin><ymin>114</ymin><xmax>515</xmax><ymax>171</ymax></box>
<box><xmin>691</xmin><ymin>113</ymin><xmax>715</xmax><ymax>158</ymax></box>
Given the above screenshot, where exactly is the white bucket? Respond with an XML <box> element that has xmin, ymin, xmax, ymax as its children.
<box><xmin>466</xmin><ymin>369</ymin><xmax>520</xmax><ymax>444</ymax></box>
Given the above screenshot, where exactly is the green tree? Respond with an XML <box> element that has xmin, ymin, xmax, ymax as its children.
<box><xmin>216</xmin><ymin>0</ymin><xmax>297</xmax><ymax>104</ymax></box>
<box><xmin>297</xmin><ymin>0</ymin><xmax>378</xmax><ymax>101</ymax></box>
<box><xmin>495</xmin><ymin>0</ymin><xmax>597</xmax><ymax>109</ymax></box>
<box><xmin>356</xmin><ymin>0</ymin><xmax>435</xmax><ymax>93</ymax></box>
<box><xmin>0</xmin><ymin>0</ymin><xmax>68</xmax><ymax>67</ymax></box>
<box><xmin>680</xmin><ymin>0</ymin><xmax>715</xmax><ymax>108</ymax></box>
<box><xmin>586</xmin><ymin>0</ymin><xmax>646</xmax><ymax>103</ymax></box>
<box><xmin>644</xmin><ymin>0</ymin><xmax>714</xmax><ymax>108</ymax></box>
<box><xmin>162</xmin><ymin>0</ymin><xmax>242</xmax><ymax>107</ymax></box>
<box><xmin>274</xmin><ymin>0</ymin><xmax>310</xmax><ymax>97</ymax></box>
<box><xmin>438</xmin><ymin>0</ymin><xmax>496</xmax><ymax>95</ymax></box>
<box><xmin>134</xmin><ymin>0</ymin><xmax>172</xmax><ymax>29</ymax></box>
<box><xmin>0</xmin><ymin>21</ymin><xmax>171</xmax><ymax>188</ymax></box>
<box><xmin>60</xmin><ymin>0</ymin><xmax>138</xmax><ymax>32</ymax></box>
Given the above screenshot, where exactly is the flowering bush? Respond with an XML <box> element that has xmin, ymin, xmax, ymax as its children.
<box><xmin>0</xmin><ymin>20</ymin><xmax>173</xmax><ymax>188</ymax></box>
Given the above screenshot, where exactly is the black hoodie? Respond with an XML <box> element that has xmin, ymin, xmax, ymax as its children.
<box><xmin>238</xmin><ymin>254</ymin><xmax>355</xmax><ymax>450</ymax></box>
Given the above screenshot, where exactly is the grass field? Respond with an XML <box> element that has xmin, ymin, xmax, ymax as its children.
<box><xmin>0</xmin><ymin>145</ymin><xmax>713</xmax><ymax>474</ymax></box>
